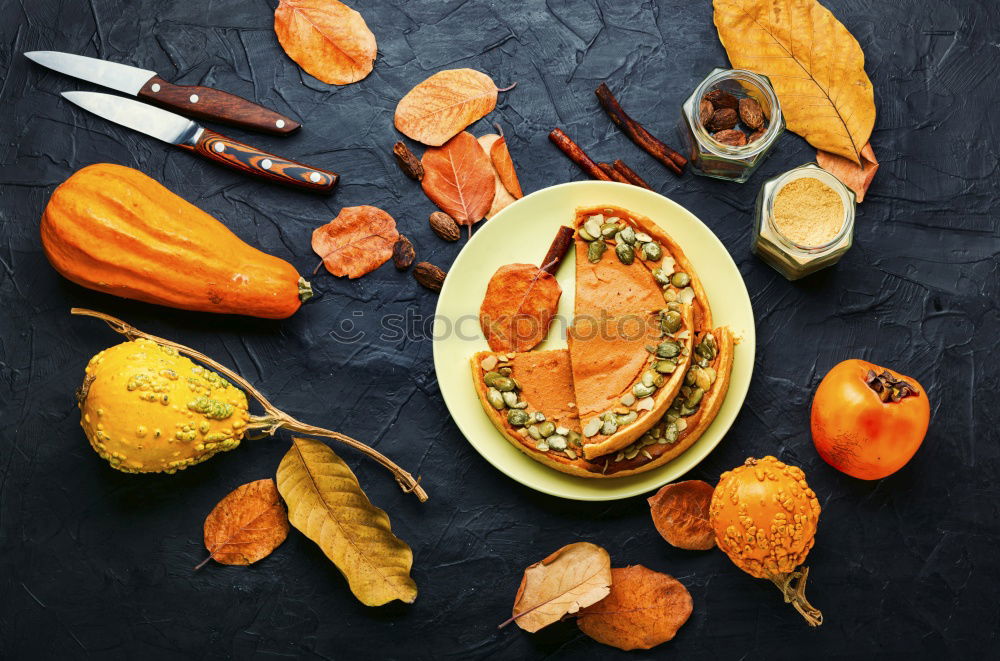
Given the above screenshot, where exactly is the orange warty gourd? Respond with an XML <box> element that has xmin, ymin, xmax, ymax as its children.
<box><xmin>709</xmin><ymin>456</ymin><xmax>824</xmax><ymax>626</ymax></box>
<box><xmin>41</xmin><ymin>163</ymin><xmax>312</xmax><ymax>319</ymax></box>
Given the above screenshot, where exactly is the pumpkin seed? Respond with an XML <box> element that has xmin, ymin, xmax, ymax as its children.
<box><xmin>578</xmin><ymin>227</ymin><xmax>596</xmax><ymax>242</ymax></box>
<box><xmin>615</xmin><ymin>452</ymin><xmax>625</xmax><ymax>462</ymax></box>
<box><xmin>675</xmin><ymin>418</ymin><xmax>688</xmax><ymax>432</ymax></box>
<box><xmin>685</xmin><ymin>387</ymin><xmax>704</xmax><ymax>409</ymax></box>
<box><xmin>666</xmin><ymin>301</ymin><xmax>682</xmax><ymax>311</ymax></box>
<box><xmin>615</xmin><ymin>242</ymin><xmax>635</xmax><ymax>265</ymax></box>
<box><xmin>662</xmin><ymin>422</ymin><xmax>679</xmax><ymax>443</ymax></box>
<box><xmin>600</xmin><ymin>223</ymin><xmax>618</xmax><ymax>237</ymax></box>
<box><xmin>663</xmin><ymin>288</ymin><xmax>678</xmax><ymax>303</ymax></box>
<box><xmin>642</xmin><ymin>242</ymin><xmax>663</xmax><ymax>261</ymax></box>
<box><xmin>695</xmin><ymin>368</ymin><xmax>712</xmax><ymax>391</ymax></box>
<box><xmin>685</xmin><ymin>368</ymin><xmax>698</xmax><ymax>386</ymax></box>
<box><xmin>661</xmin><ymin>310</ymin><xmax>682</xmax><ymax>334</ymax></box>
<box><xmin>507</xmin><ymin>409</ymin><xmax>529</xmax><ymax>426</ymax></box>
<box><xmin>547</xmin><ymin>434</ymin><xmax>568</xmax><ymax>451</ymax></box>
<box><xmin>666</xmin><ymin>410</ymin><xmax>679</xmax><ymax>423</ymax></box>
<box><xmin>633</xmin><ymin>383</ymin><xmax>656</xmax><ymax>398</ymax></box>
<box><xmin>533</xmin><ymin>412</ymin><xmax>546</xmax><ymax>423</ymax></box>
<box><xmin>642</xmin><ymin>449</ymin><xmax>653</xmax><ymax>460</ymax></box>
<box><xmin>619</xmin><ymin>226</ymin><xmax>636</xmax><ymax>245</ymax></box>
<box><xmin>641</xmin><ymin>370</ymin><xmax>658</xmax><ymax>388</ymax></box>
<box><xmin>492</xmin><ymin>376</ymin><xmax>515</xmax><ymax>392</ymax></box>
<box><xmin>616</xmin><ymin>411</ymin><xmax>638</xmax><ymax>426</ymax></box>
<box><xmin>635</xmin><ymin>396</ymin><xmax>655</xmax><ymax>411</ymax></box>
<box><xmin>564</xmin><ymin>448</ymin><xmax>577</xmax><ymax>460</ymax></box>
<box><xmin>679</xmin><ymin>405</ymin><xmax>697</xmax><ymax>417</ymax></box>
<box><xmin>678</xmin><ymin>286</ymin><xmax>696</xmax><ymax>305</ymax></box>
<box><xmin>487</xmin><ymin>388</ymin><xmax>505</xmax><ymax>410</ymax></box>
<box><xmin>625</xmin><ymin>446</ymin><xmax>640</xmax><ymax>460</ymax></box>
<box><xmin>656</xmin><ymin>341</ymin><xmax>680</xmax><ymax>358</ymax></box>
<box><xmin>634</xmin><ymin>231</ymin><xmax>653</xmax><ymax>243</ymax></box>
<box><xmin>601</xmin><ymin>418</ymin><xmax>618</xmax><ymax>435</ymax></box>
<box><xmin>703</xmin><ymin>366</ymin><xmax>717</xmax><ymax>384</ymax></box>
<box><xmin>568</xmin><ymin>431</ymin><xmax>583</xmax><ymax>447</ymax></box>
<box><xmin>606</xmin><ymin>216</ymin><xmax>621</xmax><ymax>225</ymax></box>
<box><xmin>652</xmin><ymin>267</ymin><xmax>672</xmax><ymax>286</ymax></box>
<box><xmin>502</xmin><ymin>391</ymin><xmax>519</xmax><ymax>407</ymax></box>
<box><xmin>671</xmin><ymin>272</ymin><xmax>691</xmax><ymax>287</ymax></box>
<box><xmin>480</xmin><ymin>355</ymin><xmax>499</xmax><ymax>371</ymax></box>
<box><xmin>584</xmin><ymin>216</ymin><xmax>603</xmax><ymax>238</ymax></box>
<box><xmin>654</xmin><ymin>360</ymin><xmax>677</xmax><ymax>374</ymax></box>
<box><xmin>513</xmin><ymin>400</ymin><xmax>528</xmax><ymax>409</ymax></box>
<box><xmin>620</xmin><ymin>393</ymin><xmax>636</xmax><ymax>406</ymax></box>
<box><xmin>583</xmin><ymin>417</ymin><xmax>603</xmax><ymax>437</ymax></box>
<box><xmin>587</xmin><ymin>240</ymin><xmax>606</xmax><ymax>263</ymax></box>
<box><xmin>483</xmin><ymin>371</ymin><xmax>503</xmax><ymax>387</ymax></box>
<box><xmin>528</xmin><ymin>424</ymin><xmax>542</xmax><ymax>440</ymax></box>
<box><xmin>498</xmin><ymin>367</ymin><xmax>512</xmax><ymax>376</ymax></box>
<box><xmin>555</xmin><ymin>426</ymin><xmax>570</xmax><ymax>436</ymax></box>
<box><xmin>537</xmin><ymin>421</ymin><xmax>556</xmax><ymax>437</ymax></box>
<box><xmin>535</xmin><ymin>440</ymin><xmax>550</xmax><ymax>452</ymax></box>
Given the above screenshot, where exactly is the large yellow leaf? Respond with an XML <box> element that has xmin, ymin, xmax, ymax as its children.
<box><xmin>395</xmin><ymin>69</ymin><xmax>498</xmax><ymax>146</ymax></box>
<box><xmin>274</xmin><ymin>0</ymin><xmax>377</xmax><ymax>85</ymax></box>
<box><xmin>713</xmin><ymin>0</ymin><xmax>875</xmax><ymax>164</ymax></box>
<box><xmin>276</xmin><ymin>437</ymin><xmax>417</xmax><ymax>606</ymax></box>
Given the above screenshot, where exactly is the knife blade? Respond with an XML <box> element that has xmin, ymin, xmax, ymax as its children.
<box><xmin>62</xmin><ymin>92</ymin><xmax>336</xmax><ymax>194</ymax></box>
<box><xmin>26</xmin><ymin>51</ymin><xmax>300</xmax><ymax>135</ymax></box>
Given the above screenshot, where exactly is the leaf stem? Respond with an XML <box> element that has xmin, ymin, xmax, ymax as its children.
<box><xmin>70</xmin><ymin>308</ymin><xmax>428</xmax><ymax>502</ymax></box>
<box><xmin>767</xmin><ymin>566</ymin><xmax>823</xmax><ymax>627</ymax></box>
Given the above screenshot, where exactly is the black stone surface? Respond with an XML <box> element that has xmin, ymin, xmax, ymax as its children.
<box><xmin>2</xmin><ymin>1</ymin><xmax>998</xmax><ymax>658</ymax></box>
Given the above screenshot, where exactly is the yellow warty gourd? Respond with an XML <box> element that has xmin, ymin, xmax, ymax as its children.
<box><xmin>79</xmin><ymin>339</ymin><xmax>250</xmax><ymax>473</ymax></box>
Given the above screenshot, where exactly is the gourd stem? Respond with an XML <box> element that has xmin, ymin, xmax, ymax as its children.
<box><xmin>71</xmin><ymin>308</ymin><xmax>427</xmax><ymax>502</ymax></box>
<box><xmin>768</xmin><ymin>567</ymin><xmax>823</xmax><ymax>627</ymax></box>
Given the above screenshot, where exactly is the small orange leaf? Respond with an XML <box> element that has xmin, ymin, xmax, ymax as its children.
<box><xmin>476</xmin><ymin>134</ymin><xmax>517</xmax><ymax>219</ymax></box>
<box><xmin>480</xmin><ymin>264</ymin><xmax>561</xmax><ymax>353</ymax></box>
<box><xmin>421</xmin><ymin>132</ymin><xmax>495</xmax><ymax>226</ymax></box>
<box><xmin>311</xmin><ymin>206</ymin><xmax>399</xmax><ymax>278</ymax></box>
<box><xmin>648</xmin><ymin>480</ymin><xmax>716</xmax><ymax>551</ymax></box>
<box><xmin>490</xmin><ymin>135</ymin><xmax>523</xmax><ymax>199</ymax></box>
<box><xmin>577</xmin><ymin>565</ymin><xmax>693</xmax><ymax>651</ymax></box>
<box><xmin>274</xmin><ymin>0</ymin><xmax>376</xmax><ymax>85</ymax></box>
<box><xmin>198</xmin><ymin>479</ymin><xmax>289</xmax><ymax>569</ymax></box>
<box><xmin>395</xmin><ymin>69</ymin><xmax>498</xmax><ymax>146</ymax></box>
<box><xmin>817</xmin><ymin>142</ymin><xmax>879</xmax><ymax>202</ymax></box>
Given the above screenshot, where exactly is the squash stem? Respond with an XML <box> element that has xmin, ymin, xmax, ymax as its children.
<box><xmin>768</xmin><ymin>567</ymin><xmax>823</xmax><ymax>627</ymax></box>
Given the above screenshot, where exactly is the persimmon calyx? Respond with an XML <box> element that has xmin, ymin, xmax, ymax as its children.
<box><xmin>865</xmin><ymin>369</ymin><xmax>918</xmax><ymax>402</ymax></box>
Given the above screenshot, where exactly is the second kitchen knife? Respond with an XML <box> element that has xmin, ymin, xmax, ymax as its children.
<box><xmin>63</xmin><ymin>91</ymin><xmax>337</xmax><ymax>194</ymax></box>
<box><xmin>26</xmin><ymin>51</ymin><xmax>300</xmax><ymax>135</ymax></box>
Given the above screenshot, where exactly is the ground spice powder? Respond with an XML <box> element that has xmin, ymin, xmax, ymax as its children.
<box><xmin>771</xmin><ymin>177</ymin><xmax>844</xmax><ymax>247</ymax></box>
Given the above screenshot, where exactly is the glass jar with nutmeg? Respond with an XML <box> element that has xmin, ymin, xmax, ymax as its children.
<box><xmin>679</xmin><ymin>68</ymin><xmax>784</xmax><ymax>182</ymax></box>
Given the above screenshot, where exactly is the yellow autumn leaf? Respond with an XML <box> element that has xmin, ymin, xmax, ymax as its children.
<box><xmin>713</xmin><ymin>0</ymin><xmax>875</xmax><ymax>164</ymax></box>
<box><xmin>395</xmin><ymin>69</ymin><xmax>498</xmax><ymax>146</ymax></box>
<box><xmin>276</xmin><ymin>437</ymin><xmax>417</xmax><ymax>606</ymax></box>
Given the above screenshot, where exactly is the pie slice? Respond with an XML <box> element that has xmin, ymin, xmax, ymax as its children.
<box><xmin>469</xmin><ymin>326</ymin><xmax>734</xmax><ymax>478</ymax></box>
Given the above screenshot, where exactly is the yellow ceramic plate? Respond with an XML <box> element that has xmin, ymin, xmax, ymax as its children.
<box><xmin>433</xmin><ymin>181</ymin><xmax>754</xmax><ymax>501</ymax></box>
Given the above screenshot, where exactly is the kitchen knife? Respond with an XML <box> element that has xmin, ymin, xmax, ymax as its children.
<box><xmin>25</xmin><ymin>51</ymin><xmax>299</xmax><ymax>135</ymax></box>
<box><xmin>62</xmin><ymin>91</ymin><xmax>337</xmax><ymax>193</ymax></box>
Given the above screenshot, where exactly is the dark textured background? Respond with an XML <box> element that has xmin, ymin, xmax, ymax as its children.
<box><xmin>2</xmin><ymin>0</ymin><xmax>998</xmax><ymax>658</ymax></box>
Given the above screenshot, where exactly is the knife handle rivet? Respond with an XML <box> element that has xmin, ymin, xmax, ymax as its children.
<box><xmin>276</xmin><ymin>119</ymin><xmax>286</xmax><ymax>129</ymax></box>
<box><xmin>189</xmin><ymin>94</ymin><xmax>199</xmax><ymax>103</ymax></box>
<box><xmin>213</xmin><ymin>142</ymin><xmax>225</xmax><ymax>153</ymax></box>
<box><xmin>151</xmin><ymin>83</ymin><xmax>161</xmax><ymax>93</ymax></box>
<box><xmin>309</xmin><ymin>172</ymin><xmax>321</xmax><ymax>183</ymax></box>
<box><xmin>261</xmin><ymin>159</ymin><xmax>273</xmax><ymax>170</ymax></box>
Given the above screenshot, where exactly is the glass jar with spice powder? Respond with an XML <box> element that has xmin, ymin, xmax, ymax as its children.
<box><xmin>752</xmin><ymin>164</ymin><xmax>856</xmax><ymax>280</ymax></box>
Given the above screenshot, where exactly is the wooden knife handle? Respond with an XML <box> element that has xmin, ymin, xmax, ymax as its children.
<box><xmin>184</xmin><ymin>129</ymin><xmax>338</xmax><ymax>193</ymax></box>
<box><xmin>138</xmin><ymin>76</ymin><xmax>300</xmax><ymax>135</ymax></box>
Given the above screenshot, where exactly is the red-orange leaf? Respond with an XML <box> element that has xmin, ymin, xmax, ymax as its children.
<box><xmin>647</xmin><ymin>480</ymin><xmax>716</xmax><ymax>551</ymax></box>
<box><xmin>577</xmin><ymin>565</ymin><xmax>693</xmax><ymax>651</ymax></box>
<box><xmin>198</xmin><ymin>479</ymin><xmax>289</xmax><ymax>569</ymax></box>
<box><xmin>817</xmin><ymin>142</ymin><xmax>879</xmax><ymax>203</ymax></box>
<box><xmin>480</xmin><ymin>264</ymin><xmax>561</xmax><ymax>353</ymax></box>
<box><xmin>490</xmin><ymin>135</ymin><xmax>523</xmax><ymax>199</ymax></box>
<box><xmin>274</xmin><ymin>0</ymin><xmax>377</xmax><ymax>85</ymax></box>
<box><xmin>312</xmin><ymin>206</ymin><xmax>399</xmax><ymax>278</ymax></box>
<box><xmin>421</xmin><ymin>132</ymin><xmax>495</xmax><ymax>226</ymax></box>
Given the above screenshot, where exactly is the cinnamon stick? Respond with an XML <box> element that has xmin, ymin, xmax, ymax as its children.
<box><xmin>612</xmin><ymin>159</ymin><xmax>652</xmax><ymax>190</ymax></box>
<box><xmin>595</xmin><ymin>83</ymin><xmax>686</xmax><ymax>175</ymax></box>
<box><xmin>548</xmin><ymin>128</ymin><xmax>611</xmax><ymax>181</ymax></box>
<box><xmin>540</xmin><ymin>225</ymin><xmax>576</xmax><ymax>275</ymax></box>
<box><xmin>598</xmin><ymin>162</ymin><xmax>630</xmax><ymax>184</ymax></box>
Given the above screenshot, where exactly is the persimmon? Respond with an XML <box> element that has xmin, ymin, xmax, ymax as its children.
<box><xmin>811</xmin><ymin>359</ymin><xmax>930</xmax><ymax>480</ymax></box>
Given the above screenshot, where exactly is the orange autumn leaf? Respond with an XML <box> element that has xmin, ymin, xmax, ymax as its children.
<box><xmin>648</xmin><ymin>480</ymin><xmax>716</xmax><ymax>551</ymax></box>
<box><xmin>817</xmin><ymin>142</ymin><xmax>879</xmax><ymax>202</ymax></box>
<box><xmin>421</xmin><ymin>132</ymin><xmax>495</xmax><ymax>227</ymax></box>
<box><xmin>480</xmin><ymin>264</ymin><xmax>561</xmax><ymax>353</ymax></box>
<box><xmin>476</xmin><ymin>134</ymin><xmax>517</xmax><ymax>219</ymax></box>
<box><xmin>490</xmin><ymin>134</ymin><xmax>523</xmax><ymax>199</ymax></box>
<box><xmin>197</xmin><ymin>479</ymin><xmax>289</xmax><ymax>569</ymax></box>
<box><xmin>577</xmin><ymin>565</ymin><xmax>693</xmax><ymax>651</ymax></box>
<box><xmin>274</xmin><ymin>0</ymin><xmax>376</xmax><ymax>85</ymax></box>
<box><xmin>395</xmin><ymin>69</ymin><xmax>498</xmax><ymax>146</ymax></box>
<box><xmin>312</xmin><ymin>206</ymin><xmax>399</xmax><ymax>278</ymax></box>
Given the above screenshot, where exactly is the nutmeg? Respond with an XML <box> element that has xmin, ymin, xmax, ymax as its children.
<box><xmin>706</xmin><ymin>108</ymin><xmax>738</xmax><ymax>131</ymax></box>
<box><xmin>429</xmin><ymin>211</ymin><xmax>461</xmax><ymax>242</ymax></box>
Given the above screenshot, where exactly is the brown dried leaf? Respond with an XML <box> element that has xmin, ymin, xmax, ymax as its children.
<box><xmin>198</xmin><ymin>479</ymin><xmax>289</xmax><ymax>569</ymax></box>
<box><xmin>311</xmin><ymin>206</ymin><xmax>399</xmax><ymax>278</ymax></box>
<box><xmin>480</xmin><ymin>264</ymin><xmax>561</xmax><ymax>353</ymax></box>
<box><xmin>421</xmin><ymin>132</ymin><xmax>495</xmax><ymax>226</ymax></box>
<box><xmin>394</xmin><ymin>69</ymin><xmax>498</xmax><ymax>146</ymax></box>
<box><xmin>507</xmin><ymin>542</ymin><xmax>612</xmax><ymax>633</ymax></box>
<box><xmin>647</xmin><ymin>480</ymin><xmax>716</xmax><ymax>551</ymax></box>
<box><xmin>817</xmin><ymin>141</ymin><xmax>879</xmax><ymax>202</ymax></box>
<box><xmin>274</xmin><ymin>0</ymin><xmax>376</xmax><ymax>85</ymax></box>
<box><xmin>490</xmin><ymin>135</ymin><xmax>523</xmax><ymax>199</ymax></box>
<box><xmin>577</xmin><ymin>566</ymin><xmax>693</xmax><ymax>651</ymax></box>
<box><xmin>714</xmin><ymin>0</ymin><xmax>875</xmax><ymax>164</ymax></box>
<box><xmin>476</xmin><ymin>134</ymin><xmax>517</xmax><ymax>219</ymax></box>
